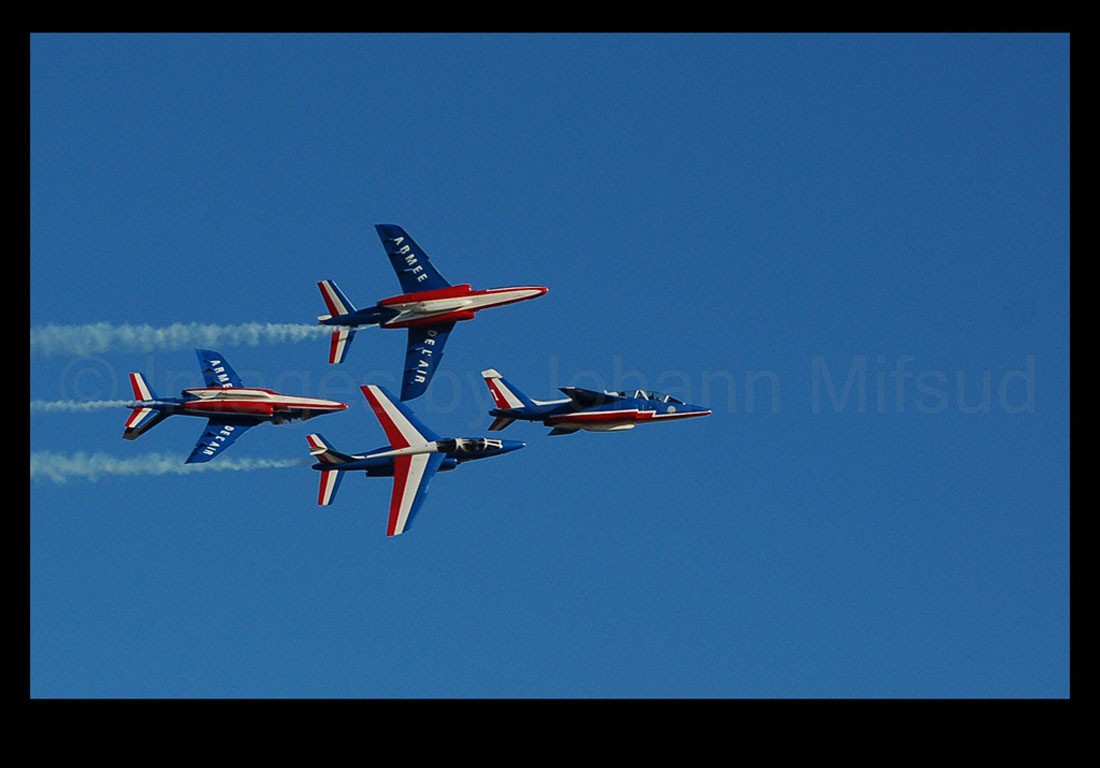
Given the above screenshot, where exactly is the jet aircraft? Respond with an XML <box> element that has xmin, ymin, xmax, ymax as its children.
<box><xmin>123</xmin><ymin>349</ymin><xmax>348</xmax><ymax>463</ymax></box>
<box><xmin>307</xmin><ymin>384</ymin><xmax>525</xmax><ymax>537</ymax></box>
<box><xmin>316</xmin><ymin>223</ymin><xmax>547</xmax><ymax>400</ymax></box>
<box><xmin>481</xmin><ymin>369</ymin><xmax>712</xmax><ymax>435</ymax></box>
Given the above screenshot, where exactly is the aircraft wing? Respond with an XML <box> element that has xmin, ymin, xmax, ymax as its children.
<box><xmin>196</xmin><ymin>349</ymin><xmax>244</xmax><ymax>388</ymax></box>
<box><xmin>400</xmin><ymin>322</ymin><xmax>455</xmax><ymax>401</ymax></box>
<box><xmin>375</xmin><ymin>224</ymin><xmax>452</xmax><ymax>293</ymax></box>
<box><xmin>386</xmin><ymin>452</ymin><xmax>446</xmax><ymax>536</ymax></box>
<box><xmin>184</xmin><ymin>419</ymin><xmax>256</xmax><ymax>463</ymax></box>
<box><xmin>361</xmin><ymin>384</ymin><xmax>441</xmax><ymax>447</ymax></box>
<box><xmin>558</xmin><ymin>386</ymin><xmax>623</xmax><ymax>410</ymax></box>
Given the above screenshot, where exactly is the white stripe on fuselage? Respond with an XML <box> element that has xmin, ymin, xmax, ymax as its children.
<box><xmin>381</xmin><ymin>288</ymin><xmax>545</xmax><ymax>325</ymax></box>
<box><xmin>182</xmin><ymin>388</ymin><xmax>342</xmax><ymax>408</ymax></box>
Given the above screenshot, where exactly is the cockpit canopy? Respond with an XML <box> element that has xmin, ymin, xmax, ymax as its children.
<box><xmin>610</xmin><ymin>389</ymin><xmax>685</xmax><ymax>404</ymax></box>
<box><xmin>444</xmin><ymin>437</ymin><xmax>504</xmax><ymax>453</ymax></box>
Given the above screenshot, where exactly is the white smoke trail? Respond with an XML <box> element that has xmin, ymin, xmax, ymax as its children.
<box><xmin>30</xmin><ymin>322</ymin><xmax>329</xmax><ymax>357</ymax></box>
<box><xmin>31</xmin><ymin>399</ymin><xmax>132</xmax><ymax>413</ymax></box>
<box><xmin>30</xmin><ymin>451</ymin><xmax>311</xmax><ymax>484</ymax></box>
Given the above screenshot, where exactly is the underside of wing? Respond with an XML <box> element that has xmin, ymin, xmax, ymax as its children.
<box><xmin>185</xmin><ymin>419</ymin><xmax>256</xmax><ymax>463</ymax></box>
<box><xmin>387</xmin><ymin>452</ymin><xmax>445</xmax><ymax>536</ymax></box>
<box><xmin>375</xmin><ymin>224</ymin><xmax>452</xmax><ymax>294</ymax></box>
<box><xmin>123</xmin><ymin>408</ymin><xmax>170</xmax><ymax>440</ymax></box>
<box><xmin>401</xmin><ymin>322</ymin><xmax>455</xmax><ymax>401</ymax></box>
<box><xmin>196</xmin><ymin>349</ymin><xmax>244</xmax><ymax>388</ymax></box>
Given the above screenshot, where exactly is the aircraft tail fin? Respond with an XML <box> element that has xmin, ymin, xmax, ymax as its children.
<box><xmin>307</xmin><ymin>433</ymin><xmax>355</xmax><ymax>465</ymax></box>
<box><xmin>123</xmin><ymin>373</ymin><xmax>169</xmax><ymax>439</ymax></box>
<box><xmin>307</xmin><ymin>434</ymin><xmax>353</xmax><ymax>505</ymax></box>
<box><xmin>318</xmin><ymin>280</ymin><xmax>357</xmax><ymax>318</ymax></box>
<box><xmin>129</xmin><ymin>372</ymin><xmax>156</xmax><ymax>401</ymax></box>
<box><xmin>481</xmin><ymin>368</ymin><xmax>535</xmax><ymax>410</ymax></box>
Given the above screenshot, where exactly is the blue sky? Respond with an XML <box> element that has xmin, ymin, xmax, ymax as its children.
<box><xmin>30</xmin><ymin>33</ymin><xmax>1069</xmax><ymax>698</ymax></box>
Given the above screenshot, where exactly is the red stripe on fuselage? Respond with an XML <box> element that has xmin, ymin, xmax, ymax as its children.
<box><xmin>183</xmin><ymin>401</ymin><xmax>275</xmax><ymax>416</ymax></box>
<box><xmin>379</xmin><ymin>284</ymin><xmax>475</xmax><ymax>306</ymax></box>
<box><xmin>652</xmin><ymin>410</ymin><xmax>711</xmax><ymax>420</ymax></box>
<box><xmin>546</xmin><ymin>409</ymin><xmax>648</xmax><ymax>424</ymax></box>
<box><xmin>183</xmin><ymin>400</ymin><xmax>345</xmax><ymax>416</ymax></box>
<box><xmin>184</xmin><ymin>387</ymin><xmax>277</xmax><ymax>395</ymax></box>
<box><xmin>378</xmin><ymin>284</ymin><xmax>547</xmax><ymax>307</ymax></box>
<box><xmin>545</xmin><ymin>409</ymin><xmax>710</xmax><ymax>426</ymax></box>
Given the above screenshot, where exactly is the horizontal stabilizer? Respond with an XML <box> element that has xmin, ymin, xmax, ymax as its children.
<box><xmin>488</xmin><ymin>416</ymin><xmax>515</xmax><ymax>431</ymax></box>
<box><xmin>328</xmin><ymin>327</ymin><xmax>356</xmax><ymax>365</ymax></box>
<box><xmin>122</xmin><ymin>407</ymin><xmax>170</xmax><ymax>440</ymax></box>
<box><xmin>317</xmin><ymin>469</ymin><xmax>345</xmax><ymax>506</ymax></box>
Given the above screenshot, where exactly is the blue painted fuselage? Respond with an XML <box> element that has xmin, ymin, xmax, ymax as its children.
<box><xmin>318</xmin><ymin>304</ymin><xmax>399</xmax><ymax>329</ymax></box>
<box><xmin>482</xmin><ymin>370</ymin><xmax>712</xmax><ymax>434</ymax></box>
<box><xmin>310</xmin><ymin>438</ymin><xmax>525</xmax><ymax>476</ymax></box>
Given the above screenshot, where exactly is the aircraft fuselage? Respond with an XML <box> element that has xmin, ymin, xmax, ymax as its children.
<box><xmin>319</xmin><ymin>283</ymin><xmax>547</xmax><ymax>330</ymax></box>
<box><xmin>310</xmin><ymin>436</ymin><xmax>525</xmax><ymax>476</ymax></box>
<box><xmin>494</xmin><ymin>401</ymin><xmax>713</xmax><ymax>432</ymax></box>
<box><xmin>132</xmin><ymin>388</ymin><xmax>347</xmax><ymax>423</ymax></box>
